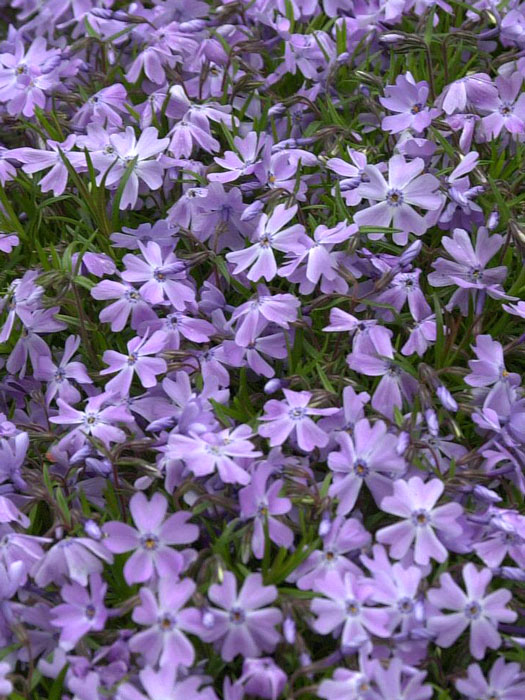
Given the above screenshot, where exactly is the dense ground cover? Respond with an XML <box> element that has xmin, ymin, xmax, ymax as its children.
<box><xmin>0</xmin><ymin>0</ymin><xmax>524</xmax><ymax>698</ymax></box>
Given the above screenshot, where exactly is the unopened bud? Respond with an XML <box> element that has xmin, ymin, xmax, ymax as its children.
<box><xmin>487</xmin><ymin>210</ymin><xmax>499</xmax><ymax>230</ymax></box>
<box><xmin>283</xmin><ymin>617</ymin><xmax>296</xmax><ymax>644</ymax></box>
<box><xmin>493</xmin><ymin>566</ymin><xmax>525</xmax><ymax>582</ymax></box>
<box><xmin>240</xmin><ymin>200</ymin><xmax>264</xmax><ymax>222</ymax></box>
<box><xmin>396</xmin><ymin>431</ymin><xmax>410</xmax><ymax>455</ymax></box>
<box><xmin>473</xmin><ymin>484</ymin><xmax>502</xmax><ymax>504</ymax></box>
<box><xmin>437</xmin><ymin>385</ymin><xmax>458</xmax><ymax>412</ymax></box>
<box><xmin>264</xmin><ymin>378</ymin><xmax>286</xmax><ymax>394</ymax></box>
<box><xmin>318</xmin><ymin>513</ymin><xmax>331</xmax><ymax>537</ymax></box>
<box><xmin>425</xmin><ymin>409</ymin><xmax>439</xmax><ymax>437</ymax></box>
<box><xmin>84</xmin><ymin>520</ymin><xmax>102</xmax><ymax>540</ymax></box>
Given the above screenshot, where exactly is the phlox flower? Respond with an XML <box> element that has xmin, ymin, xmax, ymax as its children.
<box><xmin>239</xmin><ymin>463</ymin><xmax>293</xmax><ymax>558</ymax></box>
<box><xmin>226</xmin><ymin>203</ymin><xmax>307</xmax><ymax>282</ymax></box>
<box><xmin>311</xmin><ymin>570</ymin><xmax>390</xmax><ymax>649</ymax></box>
<box><xmin>100</xmin><ymin>331</ymin><xmax>167</xmax><ymax>396</ymax></box>
<box><xmin>117</xmin><ymin>665</ymin><xmax>217</xmax><ymax>700</ymax></box>
<box><xmin>427</xmin><ymin>563</ymin><xmax>517</xmax><ymax>659</ymax></box>
<box><xmin>455</xmin><ymin>658</ymin><xmax>525</xmax><ymax>700</ymax></box>
<box><xmin>376</xmin><ymin>476</ymin><xmax>463</xmax><ymax>565</ymax></box>
<box><xmin>51</xmin><ymin>573</ymin><xmax>107</xmax><ymax>651</ymax></box>
<box><xmin>92</xmin><ymin>126</ymin><xmax>169</xmax><ymax>209</ymax></box>
<box><xmin>121</xmin><ymin>241</ymin><xmax>195</xmax><ymax>310</ymax></box>
<box><xmin>102</xmin><ymin>492</ymin><xmax>199</xmax><ymax>584</ymax></box>
<box><xmin>354</xmin><ymin>155</ymin><xmax>441</xmax><ymax>245</ymax></box>
<box><xmin>258</xmin><ymin>389</ymin><xmax>338</xmax><ymax>451</ymax></box>
<box><xmin>327</xmin><ymin>418</ymin><xmax>405</xmax><ymax>514</ymax></box>
<box><xmin>130</xmin><ymin>578</ymin><xmax>202</xmax><ymax>667</ymax></box>
<box><xmin>167</xmin><ymin>424</ymin><xmax>261</xmax><ymax>485</ymax></box>
<box><xmin>202</xmin><ymin>572</ymin><xmax>282</xmax><ymax>661</ymax></box>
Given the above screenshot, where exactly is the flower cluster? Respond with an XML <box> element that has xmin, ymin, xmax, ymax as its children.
<box><xmin>0</xmin><ymin>1</ymin><xmax>523</xmax><ymax>699</ymax></box>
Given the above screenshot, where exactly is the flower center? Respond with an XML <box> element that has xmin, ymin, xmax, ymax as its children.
<box><xmin>85</xmin><ymin>604</ymin><xmax>96</xmax><ymax>620</ymax></box>
<box><xmin>153</xmin><ymin>268</ymin><xmax>166</xmax><ymax>281</ymax></box>
<box><xmin>159</xmin><ymin>613</ymin><xmax>176</xmax><ymax>630</ymax></box>
<box><xmin>411</xmin><ymin>509</ymin><xmax>430</xmax><ymax>526</ymax></box>
<box><xmin>353</xmin><ymin>459</ymin><xmax>369</xmax><ymax>478</ymax></box>
<box><xmin>386</xmin><ymin>189</ymin><xmax>404</xmax><ymax>207</ymax></box>
<box><xmin>467</xmin><ymin>266</ymin><xmax>483</xmax><ymax>281</ymax></box>
<box><xmin>125</xmin><ymin>290</ymin><xmax>140</xmax><ymax>302</ymax></box>
<box><xmin>289</xmin><ymin>407</ymin><xmax>306</xmax><ymax>420</ymax></box>
<box><xmin>54</xmin><ymin>367</ymin><xmax>66</xmax><ymax>382</ymax></box>
<box><xmin>259</xmin><ymin>233</ymin><xmax>273</xmax><ymax>248</ymax></box>
<box><xmin>345</xmin><ymin>599</ymin><xmax>360</xmax><ymax>616</ymax></box>
<box><xmin>230</xmin><ymin>606</ymin><xmax>245</xmax><ymax>625</ymax></box>
<box><xmin>464</xmin><ymin>601</ymin><xmax>481</xmax><ymax>619</ymax></box>
<box><xmin>397</xmin><ymin>597</ymin><xmax>414</xmax><ymax>614</ymax></box>
<box><xmin>141</xmin><ymin>534</ymin><xmax>159</xmax><ymax>550</ymax></box>
<box><xmin>411</xmin><ymin>103</ymin><xmax>423</xmax><ymax>114</ymax></box>
<box><xmin>500</xmin><ymin>102</ymin><xmax>513</xmax><ymax>115</ymax></box>
<box><xmin>127</xmin><ymin>352</ymin><xmax>138</xmax><ymax>365</ymax></box>
<box><xmin>84</xmin><ymin>413</ymin><xmax>98</xmax><ymax>426</ymax></box>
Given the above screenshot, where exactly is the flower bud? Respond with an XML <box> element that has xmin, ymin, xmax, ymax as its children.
<box><xmin>318</xmin><ymin>513</ymin><xmax>332</xmax><ymax>537</ymax></box>
<box><xmin>487</xmin><ymin>210</ymin><xmax>499</xmax><ymax>230</ymax></box>
<box><xmin>396</xmin><ymin>431</ymin><xmax>410</xmax><ymax>455</ymax></box>
<box><xmin>437</xmin><ymin>385</ymin><xmax>458</xmax><ymax>412</ymax></box>
<box><xmin>473</xmin><ymin>484</ymin><xmax>502</xmax><ymax>504</ymax></box>
<box><xmin>240</xmin><ymin>201</ymin><xmax>264</xmax><ymax>222</ymax></box>
<box><xmin>84</xmin><ymin>520</ymin><xmax>102</xmax><ymax>540</ymax></box>
<box><xmin>283</xmin><ymin>617</ymin><xmax>296</xmax><ymax>644</ymax></box>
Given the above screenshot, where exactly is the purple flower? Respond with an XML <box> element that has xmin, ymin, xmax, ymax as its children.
<box><xmin>121</xmin><ymin>241</ymin><xmax>195</xmax><ymax>310</ymax></box>
<box><xmin>427</xmin><ymin>562</ymin><xmax>517</xmax><ymax>659</ymax></box>
<box><xmin>230</xmin><ymin>289</ymin><xmax>300</xmax><ymax>347</ymax></box>
<box><xmin>227</xmin><ymin>203</ymin><xmax>307</xmax><ymax>282</ymax></box>
<box><xmin>11</xmin><ymin>135</ymin><xmax>85</xmax><ymax>196</ymax></box>
<box><xmin>91</xmin><ymin>280</ymin><xmax>157</xmax><ymax>332</ymax></box>
<box><xmin>258</xmin><ymin>389</ymin><xmax>338</xmax><ymax>451</ymax></box>
<box><xmin>318</xmin><ymin>665</ymin><xmax>373</xmax><ymax>700</ymax></box>
<box><xmin>167</xmin><ymin>424</ymin><xmax>261</xmax><ymax>485</ymax></box>
<box><xmin>380</xmin><ymin>73</ymin><xmax>439</xmax><ymax>134</ymax></box>
<box><xmin>455</xmin><ymin>658</ymin><xmax>525</xmax><ymax>700</ymax></box>
<box><xmin>291</xmin><ymin>516</ymin><xmax>371</xmax><ymax>590</ymax></box>
<box><xmin>73</xmin><ymin>84</ymin><xmax>127</xmax><ymax>127</ymax></box>
<box><xmin>130</xmin><ymin>577</ymin><xmax>202</xmax><ymax>667</ymax></box>
<box><xmin>428</xmin><ymin>227</ymin><xmax>508</xmax><ymax>314</ymax></box>
<box><xmin>32</xmin><ymin>537</ymin><xmax>113</xmax><ymax>587</ymax></box>
<box><xmin>239</xmin><ymin>658</ymin><xmax>287</xmax><ymax>700</ymax></box>
<box><xmin>51</xmin><ymin>573</ymin><xmax>107</xmax><ymax>651</ymax></box>
<box><xmin>117</xmin><ymin>665</ymin><xmax>217</xmax><ymax>700</ymax></box>
<box><xmin>35</xmin><ymin>335</ymin><xmax>92</xmax><ymax>405</ymax></box>
<box><xmin>327</xmin><ymin>418</ymin><xmax>405</xmax><ymax>514</ymax></box>
<box><xmin>465</xmin><ymin>334</ymin><xmax>520</xmax><ymax>388</ymax></box>
<box><xmin>368</xmin><ymin>657</ymin><xmax>432</xmax><ymax>700</ymax></box>
<box><xmin>311</xmin><ymin>570</ymin><xmax>390</xmax><ymax>649</ymax></box>
<box><xmin>239</xmin><ymin>463</ymin><xmax>293</xmax><ymax>558</ymax></box>
<box><xmin>101</xmin><ymin>331</ymin><xmax>167</xmax><ymax>396</ymax></box>
<box><xmin>363</xmin><ymin>547</ymin><xmax>423</xmax><ymax>635</ymax></box>
<box><xmin>203</xmin><ymin>572</ymin><xmax>282</xmax><ymax>661</ymax></box>
<box><xmin>376</xmin><ymin>476</ymin><xmax>463</xmax><ymax>565</ymax></box>
<box><xmin>209</xmin><ymin>131</ymin><xmax>267</xmax><ymax>183</ymax></box>
<box><xmin>354</xmin><ymin>155</ymin><xmax>441</xmax><ymax>245</ymax></box>
<box><xmin>50</xmin><ymin>392</ymin><xmax>134</xmax><ymax>446</ymax></box>
<box><xmin>476</xmin><ymin>72</ymin><xmax>525</xmax><ymax>138</ymax></box>
<box><xmin>92</xmin><ymin>126</ymin><xmax>169</xmax><ymax>209</ymax></box>
<box><xmin>103</xmin><ymin>492</ymin><xmax>199</xmax><ymax>584</ymax></box>
<box><xmin>348</xmin><ymin>325</ymin><xmax>418</xmax><ymax>419</ymax></box>
<box><xmin>0</xmin><ymin>234</ymin><xmax>19</xmax><ymax>254</ymax></box>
